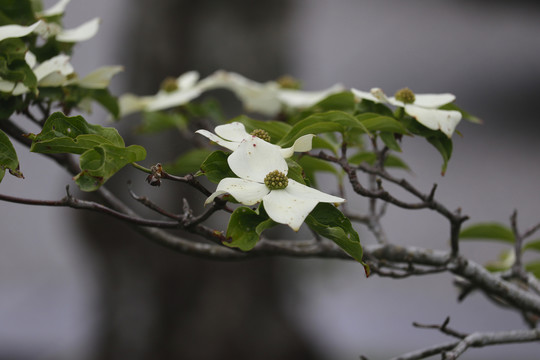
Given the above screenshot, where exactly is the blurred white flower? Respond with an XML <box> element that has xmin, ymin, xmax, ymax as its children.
<box><xmin>205</xmin><ymin>136</ymin><xmax>344</xmax><ymax>231</ymax></box>
<box><xmin>0</xmin><ymin>21</ymin><xmax>42</xmax><ymax>42</ymax></box>
<box><xmin>200</xmin><ymin>70</ymin><xmax>344</xmax><ymax>116</ymax></box>
<box><xmin>119</xmin><ymin>71</ymin><xmax>203</xmax><ymax>116</ymax></box>
<box><xmin>351</xmin><ymin>87</ymin><xmax>461</xmax><ymax>137</ymax></box>
<box><xmin>196</xmin><ymin>121</ymin><xmax>314</xmax><ymax>158</ymax></box>
<box><xmin>119</xmin><ymin>70</ymin><xmax>343</xmax><ymax>117</ymax></box>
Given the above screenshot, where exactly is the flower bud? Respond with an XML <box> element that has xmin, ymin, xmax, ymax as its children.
<box><xmin>394</xmin><ymin>87</ymin><xmax>416</xmax><ymax>104</ymax></box>
<box><xmin>264</xmin><ymin>170</ymin><xmax>288</xmax><ymax>190</ymax></box>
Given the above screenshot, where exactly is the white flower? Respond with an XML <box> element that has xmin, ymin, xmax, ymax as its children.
<box><xmin>38</xmin><ymin>0</ymin><xmax>71</xmax><ymax>17</ymax></box>
<box><xmin>118</xmin><ymin>70</ymin><xmax>343</xmax><ymax>117</ymax></box>
<box><xmin>196</xmin><ymin>122</ymin><xmax>314</xmax><ymax>158</ymax></box>
<box><xmin>118</xmin><ymin>71</ymin><xmax>203</xmax><ymax>116</ymax></box>
<box><xmin>205</xmin><ymin>136</ymin><xmax>345</xmax><ymax>231</ymax></box>
<box><xmin>200</xmin><ymin>70</ymin><xmax>344</xmax><ymax>116</ymax></box>
<box><xmin>351</xmin><ymin>87</ymin><xmax>462</xmax><ymax>138</ymax></box>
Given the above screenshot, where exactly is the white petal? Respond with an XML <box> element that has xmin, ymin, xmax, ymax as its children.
<box><xmin>177</xmin><ymin>71</ymin><xmax>199</xmax><ymax>89</ymax></box>
<box><xmin>145</xmin><ymin>87</ymin><xmax>202</xmax><ymax>111</ymax></box>
<box><xmin>286</xmin><ymin>179</ymin><xmax>345</xmax><ymax>203</ymax></box>
<box><xmin>277</xmin><ymin>84</ymin><xmax>344</xmax><ymax>108</ymax></box>
<box><xmin>280</xmin><ymin>134</ymin><xmax>315</xmax><ymax>158</ymax></box>
<box><xmin>413</xmin><ymin>93</ymin><xmax>456</xmax><ymax>108</ymax></box>
<box><xmin>195</xmin><ymin>129</ymin><xmax>239</xmax><ymax>151</ymax></box>
<box><xmin>118</xmin><ymin>94</ymin><xmax>153</xmax><ymax>117</ymax></box>
<box><xmin>351</xmin><ymin>87</ymin><xmax>389</xmax><ymax>104</ymax></box>
<box><xmin>40</xmin><ymin>0</ymin><xmax>71</xmax><ymax>16</ymax></box>
<box><xmin>25</xmin><ymin>51</ymin><xmax>37</xmax><ymax>69</ymax></box>
<box><xmin>0</xmin><ymin>80</ymin><xmax>28</xmax><ymax>95</ymax></box>
<box><xmin>56</xmin><ymin>17</ymin><xmax>100</xmax><ymax>42</ymax></box>
<box><xmin>261</xmin><ymin>187</ymin><xmax>318</xmax><ymax>231</ymax></box>
<box><xmin>214</xmin><ymin>122</ymin><xmax>249</xmax><ymax>142</ymax></box>
<box><xmin>0</xmin><ymin>21</ymin><xmax>42</xmax><ymax>42</ymax></box>
<box><xmin>206</xmin><ymin>177</ymin><xmax>269</xmax><ymax>205</ymax></box>
<box><xmin>262</xmin><ymin>180</ymin><xmax>345</xmax><ymax>231</ymax></box>
<box><xmin>34</xmin><ymin>54</ymin><xmax>74</xmax><ymax>85</ymax></box>
<box><xmin>211</xmin><ymin>71</ymin><xmax>282</xmax><ymax>115</ymax></box>
<box><xmin>404</xmin><ymin>105</ymin><xmax>462</xmax><ymax>138</ymax></box>
<box><xmin>76</xmin><ymin>65</ymin><xmax>123</xmax><ymax>89</ymax></box>
<box><xmin>228</xmin><ymin>136</ymin><xmax>288</xmax><ymax>183</ymax></box>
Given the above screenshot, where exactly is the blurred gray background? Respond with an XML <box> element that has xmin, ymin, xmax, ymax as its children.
<box><xmin>1</xmin><ymin>0</ymin><xmax>540</xmax><ymax>359</ymax></box>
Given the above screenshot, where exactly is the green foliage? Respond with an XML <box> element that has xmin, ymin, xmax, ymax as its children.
<box><xmin>426</xmin><ymin>134</ymin><xmax>452</xmax><ymax>175</ymax></box>
<box><xmin>137</xmin><ymin>111</ymin><xmax>188</xmax><ymax>134</ymax></box>
<box><xmin>305</xmin><ymin>203</ymin><xmax>364</xmax><ymax>264</ymax></box>
<box><xmin>200</xmin><ymin>150</ymin><xmax>236</xmax><ymax>183</ymax></box>
<box><xmin>524</xmin><ymin>240</ymin><xmax>540</xmax><ymax>253</ymax></box>
<box><xmin>278</xmin><ymin>110</ymin><xmax>368</xmax><ymax>147</ymax></box>
<box><xmin>0</xmin><ymin>0</ymin><xmax>36</xmax><ymax>25</ymax></box>
<box><xmin>459</xmin><ymin>222</ymin><xmax>515</xmax><ymax>243</ymax></box>
<box><xmin>164</xmin><ymin>148</ymin><xmax>213</xmax><ymax>175</ymax></box>
<box><xmin>356</xmin><ymin>113</ymin><xmax>408</xmax><ymax>134</ymax></box>
<box><xmin>348</xmin><ymin>151</ymin><xmax>410</xmax><ymax>170</ymax></box>
<box><xmin>232</xmin><ymin>115</ymin><xmax>291</xmax><ymax>143</ymax></box>
<box><xmin>225</xmin><ymin>206</ymin><xmax>273</xmax><ymax>251</ymax></box>
<box><xmin>0</xmin><ymin>128</ymin><xmax>21</xmax><ymax>181</ymax></box>
<box><xmin>29</xmin><ymin>112</ymin><xmax>146</xmax><ymax>191</ymax></box>
<box><xmin>297</xmin><ymin>155</ymin><xmax>340</xmax><ymax>185</ymax></box>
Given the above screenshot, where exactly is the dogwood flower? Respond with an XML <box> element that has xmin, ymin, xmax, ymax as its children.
<box><xmin>119</xmin><ymin>71</ymin><xmax>204</xmax><ymax>116</ymax></box>
<box><xmin>205</xmin><ymin>136</ymin><xmax>345</xmax><ymax>231</ymax></box>
<box><xmin>351</xmin><ymin>87</ymin><xmax>461</xmax><ymax>138</ymax></box>
<box><xmin>196</xmin><ymin>122</ymin><xmax>314</xmax><ymax>158</ymax></box>
<box><xmin>118</xmin><ymin>70</ymin><xmax>343</xmax><ymax>117</ymax></box>
<box><xmin>0</xmin><ymin>21</ymin><xmax>42</xmax><ymax>42</ymax></box>
<box><xmin>200</xmin><ymin>70</ymin><xmax>344</xmax><ymax>116</ymax></box>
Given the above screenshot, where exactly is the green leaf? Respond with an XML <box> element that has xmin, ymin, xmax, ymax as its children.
<box><xmin>279</xmin><ymin>110</ymin><xmax>368</xmax><ymax>147</ymax></box>
<box><xmin>524</xmin><ymin>240</ymin><xmax>540</xmax><ymax>253</ymax></box>
<box><xmin>225</xmin><ymin>206</ymin><xmax>271</xmax><ymax>251</ymax></box>
<box><xmin>348</xmin><ymin>151</ymin><xmax>410</xmax><ymax>170</ymax></box>
<box><xmin>74</xmin><ymin>144</ymin><xmax>146</xmax><ymax>191</ymax></box>
<box><xmin>164</xmin><ymin>148</ymin><xmax>214</xmax><ymax>175</ymax></box>
<box><xmin>0</xmin><ymin>38</ymin><xmax>28</xmax><ymax>63</ymax></box>
<box><xmin>297</xmin><ymin>155</ymin><xmax>339</xmax><ymax>185</ymax></box>
<box><xmin>525</xmin><ymin>261</ymin><xmax>540</xmax><ymax>279</ymax></box>
<box><xmin>200</xmin><ymin>150</ymin><xmax>236</xmax><ymax>183</ymax></box>
<box><xmin>305</xmin><ymin>203</ymin><xmax>364</xmax><ymax>264</ymax></box>
<box><xmin>30</xmin><ymin>112</ymin><xmax>146</xmax><ymax>191</ymax></box>
<box><xmin>356</xmin><ymin>113</ymin><xmax>408</xmax><ymax>134</ymax></box>
<box><xmin>232</xmin><ymin>115</ymin><xmax>292</xmax><ymax>143</ymax></box>
<box><xmin>311</xmin><ymin>91</ymin><xmax>356</xmax><ymax>113</ymax></box>
<box><xmin>30</xmin><ymin>112</ymin><xmax>125</xmax><ymax>151</ymax></box>
<box><xmin>459</xmin><ymin>222</ymin><xmax>515</xmax><ymax>244</ymax></box>
<box><xmin>440</xmin><ymin>103</ymin><xmax>482</xmax><ymax>124</ymax></box>
<box><xmin>89</xmin><ymin>89</ymin><xmax>120</xmax><ymax>118</ymax></box>
<box><xmin>426</xmin><ymin>135</ymin><xmax>452</xmax><ymax>175</ymax></box>
<box><xmin>379</xmin><ymin>131</ymin><xmax>401</xmax><ymax>152</ymax></box>
<box><xmin>285</xmin><ymin>158</ymin><xmax>306</xmax><ymax>184</ymax></box>
<box><xmin>0</xmin><ymin>128</ymin><xmax>22</xmax><ymax>181</ymax></box>
<box><xmin>137</xmin><ymin>111</ymin><xmax>187</xmax><ymax>134</ymax></box>
<box><xmin>0</xmin><ymin>0</ymin><xmax>36</xmax><ymax>26</ymax></box>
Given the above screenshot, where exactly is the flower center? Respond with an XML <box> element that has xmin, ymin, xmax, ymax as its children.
<box><xmin>277</xmin><ymin>75</ymin><xmax>301</xmax><ymax>89</ymax></box>
<box><xmin>160</xmin><ymin>77</ymin><xmax>179</xmax><ymax>93</ymax></box>
<box><xmin>394</xmin><ymin>88</ymin><xmax>416</xmax><ymax>104</ymax></box>
<box><xmin>264</xmin><ymin>170</ymin><xmax>288</xmax><ymax>190</ymax></box>
<box><xmin>250</xmin><ymin>129</ymin><xmax>271</xmax><ymax>142</ymax></box>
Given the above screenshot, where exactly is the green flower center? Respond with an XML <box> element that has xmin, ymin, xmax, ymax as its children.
<box><xmin>394</xmin><ymin>88</ymin><xmax>416</xmax><ymax>104</ymax></box>
<box><xmin>160</xmin><ymin>77</ymin><xmax>179</xmax><ymax>93</ymax></box>
<box><xmin>264</xmin><ymin>170</ymin><xmax>288</xmax><ymax>190</ymax></box>
<box><xmin>277</xmin><ymin>75</ymin><xmax>301</xmax><ymax>90</ymax></box>
<box><xmin>250</xmin><ymin>129</ymin><xmax>271</xmax><ymax>142</ymax></box>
